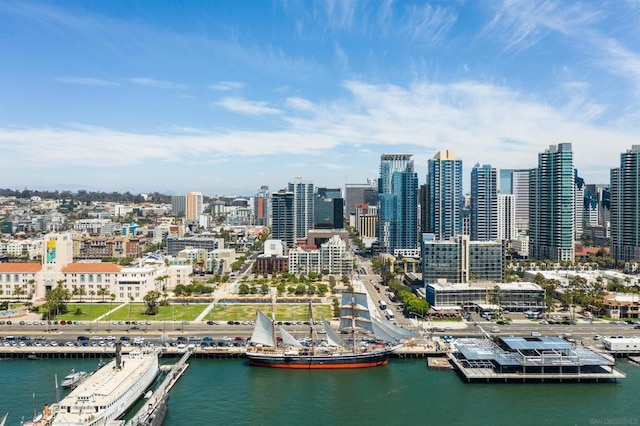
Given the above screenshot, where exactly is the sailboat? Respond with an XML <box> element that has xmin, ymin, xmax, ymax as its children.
<box><xmin>245</xmin><ymin>292</ymin><xmax>404</xmax><ymax>369</ymax></box>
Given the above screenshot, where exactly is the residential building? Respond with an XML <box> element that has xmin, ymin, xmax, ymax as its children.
<box><xmin>354</xmin><ymin>204</ymin><xmax>378</xmax><ymax>239</ymax></box>
<box><xmin>254</xmin><ymin>186</ymin><xmax>270</xmax><ymax>227</ymax></box>
<box><xmin>378</xmin><ymin>154</ymin><xmax>419</xmax><ymax>255</ymax></box>
<box><xmin>611</xmin><ymin>146</ymin><xmax>640</xmax><ymax>262</ymax></box>
<box><xmin>420</xmin><ymin>233</ymin><xmax>505</xmax><ymax>285</ymax></box>
<box><xmin>166</xmin><ymin>236</ymin><xmax>224</xmax><ymax>256</ymax></box>
<box><xmin>426</xmin><ymin>150</ymin><xmax>463</xmax><ymax>240</ymax></box>
<box><xmin>288</xmin><ymin>235</ymin><xmax>353</xmax><ymax>276</ymax></box>
<box><xmin>171</xmin><ymin>195</ymin><xmax>186</xmax><ymax>216</ymax></box>
<box><xmin>470</xmin><ymin>164</ymin><xmax>498</xmax><ymax>241</ymax></box>
<box><xmin>185</xmin><ymin>192</ymin><xmax>203</xmax><ymax>221</ymax></box>
<box><xmin>499</xmin><ymin>169</ymin><xmax>530</xmax><ymax>232</ymax></box>
<box><xmin>497</xmin><ymin>194</ymin><xmax>517</xmax><ymax>241</ymax></box>
<box><xmin>271</xmin><ymin>190</ymin><xmax>295</xmax><ymax>249</ymax></box>
<box><xmin>288</xmin><ymin>178</ymin><xmax>314</xmax><ymax>242</ymax></box>
<box><xmin>529</xmin><ymin>143</ymin><xmax>575</xmax><ymax>262</ymax></box>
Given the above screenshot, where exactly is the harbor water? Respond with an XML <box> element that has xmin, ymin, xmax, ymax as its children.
<box><xmin>0</xmin><ymin>357</ymin><xmax>638</xmax><ymax>426</ymax></box>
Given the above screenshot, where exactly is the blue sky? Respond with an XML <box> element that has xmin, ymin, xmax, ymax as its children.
<box><xmin>1</xmin><ymin>0</ymin><xmax>640</xmax><ymax>196</ymax></box>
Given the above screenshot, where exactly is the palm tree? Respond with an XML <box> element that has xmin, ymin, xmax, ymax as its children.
<box><xmin>89</xmin><ymin>290</ymin><xmax>96</xmax><ymax>331</ymax></box>
<box><xmin>27</xmin><ymin>279</ymin><xmax>36</xmax><ymax>299</ymax></box>
<box><xmin>155</xmin><ymin>275</ymin><xmax>170</xmax><ymax>292</ymax></box>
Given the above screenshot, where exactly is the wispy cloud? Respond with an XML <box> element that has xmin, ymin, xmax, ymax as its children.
<box><xmin>129</xmin><ymin>78</ymin><xmax>187</xmax><ymax>90</ymax></box>
<box><xmin>208</xmin><ymin>81</ymin><xmax>246</xmax><ymax>91</ymax></box>
<box><xmin>216</xmin><ymin>97</ymin><xmax>282</xmax><ymax>115</ymax></box>
<box><xmin>402</xmin><ymin>3</ymin><xmax>458</xmax><ymax>45</ymax></box>
<box><xmin>55</xmin><ymin>76</ymin><xmax>121</xmax><ymax>86</ymax></box>
<box><xmin>3</xmin><ymin>79</ymin><xmax>636</xmax><ymax>183</ymax></box>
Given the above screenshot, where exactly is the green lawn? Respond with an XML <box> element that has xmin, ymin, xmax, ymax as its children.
<box><xmin>49</xmin><ymin>302</ymin><xmax>333</xmax><ymax>322</ymax></box>
<box><xmin>206</xmin><ymin>303</ymin><xmax>332</xmax><ymax>322</ymax></box>
<box><xmin>106</xmin><ymin>304</ymin><xmax>208</xmax><ymax>322</ymax></box>
<box><xmin>51</xmin><ymin>303</ymin><xmax>117</xmax><ymax>321</ymax></box>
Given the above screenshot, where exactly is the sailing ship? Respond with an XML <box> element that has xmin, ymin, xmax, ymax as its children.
<box><xmin>23</xmin><ymin>343</ymin><xmax>159</xmax><ymax>426</ymax></box>
<box><xmin>245</xmin><ymin>292</ymin><xmax>409</xmax><ymax>369</ymax></box>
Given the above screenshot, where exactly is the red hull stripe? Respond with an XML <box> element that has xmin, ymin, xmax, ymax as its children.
<box><xmin>248</xmin><ymin>360</ymin><xmax>388</xmax><ymax>369</ymax></box>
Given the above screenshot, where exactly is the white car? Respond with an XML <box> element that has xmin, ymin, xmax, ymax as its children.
<box><xmin>490</xmin><ymin>328</ymin><xmax>500</xmax><ymax>333</ymax></box>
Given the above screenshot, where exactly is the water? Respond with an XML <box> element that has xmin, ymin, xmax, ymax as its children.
<box><xmin>0</xmin><ymin>357</ymin><xmax>638</xmax><ymax>426</ymax></box>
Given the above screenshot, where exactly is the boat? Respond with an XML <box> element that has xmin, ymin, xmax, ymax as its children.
<box><xmin>24</xmin><ymin>342</ymin><xmax>159</xmax><ymax>426</ymax></box>
<box><xmin>59</xmin><ymin>369</ymin><xmax>88</xmax><ymax>389</ymax></box>
<box><xmin>245</xmin><ymin>292</ymin><xmax>405</xmax><ymax>369</ymax></box>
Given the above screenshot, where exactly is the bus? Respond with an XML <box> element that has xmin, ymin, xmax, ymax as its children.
<box><xmin>379</xmin><ymin>300</ymin><xmax>387</xmax><ymax>310</ymax></box>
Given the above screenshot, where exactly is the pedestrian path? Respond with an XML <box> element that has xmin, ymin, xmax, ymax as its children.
<box><xmin>94</xmin><ymin>303</ymin><xmax>127</xmax><ymax>322</ymax></box>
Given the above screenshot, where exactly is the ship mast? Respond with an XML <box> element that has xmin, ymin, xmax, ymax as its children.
<box><xmin>351</xmin><ymin>295</ymin><xmax>357</xmax><ymax>353</ymax></box>
<box><xmin>308</xmin><ymin>285</ymin><xmax>316</xmax><ymax>355</ymax></box>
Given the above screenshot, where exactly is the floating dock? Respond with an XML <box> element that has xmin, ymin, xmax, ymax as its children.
<box><xmin>427</xmin><ymin>357</ymin><xmax>452</xmax><ymax>370</ymax></box>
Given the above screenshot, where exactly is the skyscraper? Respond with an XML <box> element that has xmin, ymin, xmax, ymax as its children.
<box><xmin>426</xmin><ymin>150</ymin><xmax>463</xmax><ymax>240</ymax></box>
<box><xmin>254</xmin><ymin>186</ymin><xmax>270</xmax><ymax>227</ymax></box>
<box><xmin>271</xmin><ymin>190</ymin><xmax>295</xmax><ymax>249</ymax></box>
<box><xmin>288</xmin><ymin>178</ymin><xmax>314</xmax><ymax>242</ymax></box>
<box><xmin>185</xmin><ymin>192</ymin><xmax>203</xmax><ymax>221</ymax></box>
<box><xmin>611</xmin><ymin>146</ymin><xmax>640</xmax><ymax>262</ymax></box>
<box><xmin>499</xmin><ymin>169</ymin><xmax>530</xmax><ymax>232</ymax></box>
<box><xmin>529</xmin><ymin>143</ymin><xmax>575</xmax><ymax>262</ymax></box>
<box><xmin>378</xmin><ymin>154</ymin><xmax>418</xmax><ymax>254</ymax></box>
<box><xmin>171</xmin><ymin>195</ymin><xmax>186</xmax><ymax>216</ymax></box>
<box><xmin>470</xmin><ymin>164</ymin><xmax>498</xmax><ymax>241</ymax></box>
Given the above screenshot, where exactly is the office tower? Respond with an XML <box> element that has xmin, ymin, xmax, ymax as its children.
<box><xmin>288</xmin><ymin>178</ymin><xmax>314</xmax><ymax>242</ymax></box>
<box><xmin>426</xmin><ymin>150</ymin><xmax>463</xmax><ymax>240</ymax></box>
<box><xmin>254</xmin><ymin>186</ymin><xmax>270</xmax><ymax>227</ymax></box>
<box><xmin>345</xmin><ymin>182</ymin><xmax>378</xmax><ymax>217</ymax></box>
<box><xmin>497</xmin><ymin>194</ymin><xmax>517</xmax><ymax>241</ymax></box>
<box><xmin>316</xmin><ymin>187</ymin><xmax>342</xmax><ymax>199</ymax></box>
<box><xmin>611</xmin><ymin>146</ymin><xmax>640</xmax><ymax>262</ymax></box>
<box><xmin>529</xmin><ymin>143</ymin><xmax>575</xmax><ymax>262</ymax></box>
<box><xmin>499</xmin><ymin>169</ymin><xmax>530</xmax><ymax>232</ymax></box>
<box><xmin>271</xmin><ymin>190</ymin><xmax>295</xmax><ymax>249</ymax></box>
<box><xmin>574</xmin><ymin>170</ymin><xmax>585</xmax><ymax>240</ymax></box>
<box><xmin>378</xmin><ymin>154</ymin><xmax>418</xmax><ymax>254</ymax></box>
<box><xmin>584</xmin><ymin>184</ymin><xmax>610</xmax><ymax>228</ymax></box>
<box><xmin>470</xmin><ymin>164</ymin><xmax>498</xmax><ymax>241</ymax></box>
<box><xmin>171</xmin><ymin>195</ymin><xmax>186</xmax><ymax>216</ymax></box>
<box><xmin>314</xmin><ymin>195</ymin><xmax>344</xmax><ymax>230</ymax></box>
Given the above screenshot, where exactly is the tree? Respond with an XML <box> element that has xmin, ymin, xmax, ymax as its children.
<box><xmin>143</xmin><ymin>291</ymin><xmax>162</xmax><ymax>315</ymax></box>
<box><xmin>238</xmin><ymin>283</ymin><xmax>250</xmax><ymax>295</ymax></box>
<box><xmin>41</xmin><ymin>282</ymin><xmax>71</xmax><ymax>319</ymax></box>
<box><xmin>97</xmin><ymin>286</ymin><xmax>109</xmax><ymax>302</ymax></box>
<box><xmin>155</xmin><ymin>275</ymin><xmax>170</xmax><ymax>292</ymax></box>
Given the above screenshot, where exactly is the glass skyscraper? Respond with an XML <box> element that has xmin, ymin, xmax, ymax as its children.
<box><xmin>288</xmin><ymin>178</ymin><xmax>314</xmax><ymax>242</ymax></box>
<box><xmin>611</xmin><ymin>145</ymin><xmax>640</xmax><ymax>262</ymax></box>
<box><xmin>426</xmin><ymin>150</ymin><xmax>463</xmax><ymax>240</ymax></box>
<box><xmin>470</xmin><ymin>163</ymin><xmax>498</xmax><ymax>241</ymax></box>
<box><xmin>529</xmin><ymin>143</ymin><xmax>575</xmax><ymax>262</ymax></box>
<box><xmin>378</xmin><ymin>154</ymin><xmax>418</xmax><ymax>254</ymax></box>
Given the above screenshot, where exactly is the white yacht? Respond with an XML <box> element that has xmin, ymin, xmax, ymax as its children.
<box><xmin>60</xmin><ymin>369</ymin><xmax>88</xmax><ymax>389</ymax></box>
<box><xmin>25</xmin><ymin>344</ymin><xmax>159</xmax><ymax>426</ymax></box>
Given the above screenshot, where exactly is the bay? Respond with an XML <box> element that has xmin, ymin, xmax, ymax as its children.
<box><xmin>0</xmin><ymin>357</ymin><xmax>638</xmax><ymax>426</ymax></box>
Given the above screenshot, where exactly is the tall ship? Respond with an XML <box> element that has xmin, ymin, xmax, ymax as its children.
<box><xmin>24</xmin><ymin>343</ymin><xmax>159</xmax><ymax>426</ymax></box>
<box><xmin>246</xmin><ymin>292</ymin><xmax>409</xmax><ymax>369</ymax></box>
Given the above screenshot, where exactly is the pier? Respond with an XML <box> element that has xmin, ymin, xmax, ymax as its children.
<box><xmin>122</xmin><ymin>350</ymin><xmax>192</xmax><ymax>426</ymax></box>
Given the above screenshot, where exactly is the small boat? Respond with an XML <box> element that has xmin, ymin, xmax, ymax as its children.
<box><xmin>60</xmin><ymin>369</ymin><xmax>88</xmax><ymax>389</ymax></box>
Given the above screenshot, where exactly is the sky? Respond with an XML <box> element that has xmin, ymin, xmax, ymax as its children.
<box><xmin>1</xmin><ymin>0</ymin><xmax>640</xmax><ymax>196</ymax></box>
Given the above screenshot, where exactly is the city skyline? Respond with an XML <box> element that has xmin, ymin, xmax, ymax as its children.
<box><xmin>2</xmin><ymin>1</ymin><xmax>640</xmax><ymax>194</ymax></box>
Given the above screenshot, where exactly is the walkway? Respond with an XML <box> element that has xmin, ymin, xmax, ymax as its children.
<box><xmin>94</xmin><ymin>303</ymin><xmax>128</xmax><ymax>322</ymax></box>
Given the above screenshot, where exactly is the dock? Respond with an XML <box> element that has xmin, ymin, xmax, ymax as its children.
<box><xmin>121</xmin><ymin>350</ymin><xmax>192</xmax><ymax>426</ymax></box>
<box><xmin>427</xmin><ymin>357</ymin><xmax>452</xmax><ymax>369</ymax></box>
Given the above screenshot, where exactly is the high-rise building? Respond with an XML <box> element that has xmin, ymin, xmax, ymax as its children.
<box><xmin>344</xmin><ymin>182</ymin><xmax>377</xmax><ymax>217</ymax></box>
<box><xmin>529</xmin><ymin>143</ymin><xmax>575</xmax><ymax>262</ymax></box>
<box><xmin>611</xmin><ymin>146</ymin><xmax>640</xmax><ymax>262</ymax></box>
<box><xmin>426</xmin><ymin>150</ymin><xmax>463</xmax><ymax>240</ymax></box>
<box><xmin>288</xmin><ymin>178</ymin><xmax>314</xmax><ymax>242</ymax></box>
<box><xmin>378</xmin><ymin>154</ymin><xmax>418</xmax><ymax>254</ymax></box>
<box><xmin>171</xmin><ymin>195</ymin><xmax>186</xmax><ymax>216</ymax></box>
<box><xmin>497</xmin><ymin>194</ymin><xmax>517</xmax><ymax>241</ymax></box>
<box><xmin>254</xmin><ymin>186</ymin><xmax>270</xmax><ymax>227</ymax></box>
<box><xmin>574</xmin><ymin>170</ymin><xmax>585</xmax><ymax>241</ymax></box>
<box><xmin>470</xmin><ymin>164</ymin><xmax>498</xmax><ymax>241</ymax></box>
<box><xmin>185</xmin><ymin>192</ymin><xmax>203</xmax><ymax>221</ymax></box>
<box><xmin>271</xmin><ymin>190</ymin><xmax>295</xmax><ymax>249</ymax></box>
<box><xmin>499</xmin><ymin>169</ymin><xmax>530</xmax><ymax>232</ymax></box>
<box><xmin>314</xmin><ymin>197</ymin><xmax>344</xmax><ymax>230</ymax></box>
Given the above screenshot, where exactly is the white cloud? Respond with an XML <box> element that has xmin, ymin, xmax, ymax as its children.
<box><xmin>2</xmin><ymin>79</ymin><xmax>637</xmax><ymax>185</ymax></box>
<box><xmin>216</xmin><ymin>97</ymin><xmax>282</xmax><ymax>115</ymax></box>
<box><xmin>208</xmin><ymin>81</ymin><xmax>246</xmax><ymax>91</ymax></box>
<box><xmin>129</xmin><ymin>77</ymin><xmax>187</xmax><ymax>90</ymax></box>
<box><xmin>56</xmin><ymin>76</ymin><xmax>121</xmax><ymax>86</ymax></box>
